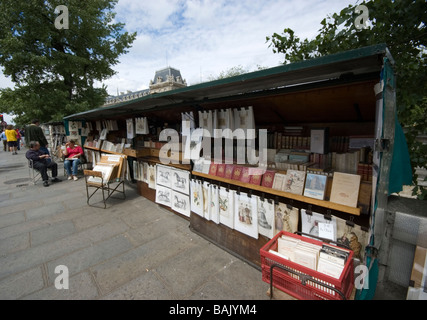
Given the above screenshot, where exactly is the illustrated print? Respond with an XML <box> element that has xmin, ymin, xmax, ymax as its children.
<box><xmin>158</xmin><ymin>191</ymin><xmax>170</xmax><ymax>203</ymax></box>
<box><xmin>219</xmin><ymin>196</ymin><xmax>228</xmax><ymax>213</ymax></box>
<box><xmin>174</xmin><ymin>195</ymin><xmax>187</xmax><ymax>210</ymax></box>
<box><xmin>174</xmin><ymin>172</ymin><xmax>186</xmax><ymax>189</ymax></box>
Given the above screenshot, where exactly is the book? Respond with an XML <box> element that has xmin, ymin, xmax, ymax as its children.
<box><xmin>330</xmin><ymin>172</ymin><xmax>361</xmax><ymax>208</ymax></box>
<box><xmin>249</xmin><ymin>173</ymin><xmax>262</xmax><ymax>186</ymax></box>
<box><xmin>272</xmin><ymin>173</ymin><xmax>286</xmax><ymax>190</ymax></box>
<box><xmin>282</xmin><ymin>170</ymin><xmax>306</xmax><ymax>195</ymax></box>
<box><xmin>303</xmin><ymin>173</ymin><xmax>328</xmax><ymax>200</ymax></box>
<box><xmin>317</xmin><ymin>256</ymin><xmax>345</xmax><ymax>279</ymax></box>
<box><xmin>294</xmin><ymin>246</ymin><xmax>319</xmax><ymax>271</ymax></box>
<box><xmin>202</xmin><ymin>159</ymin><xmax>211</xmax><ymax>174</ymax></box>
<box><xmin>232</xmin><ymin>166</ymin><xmax>243</xmax><ymax>181</ymax></box>
<box><xmin>277</xmin><ymin>235</ymin><xmax>321</xmax><ymax>271</ymax></box>
<box><xmin>310</xmin><ymin>128</ymin><xmax>329</xmax><ymax>154</ymax></box>
<box><xmin>216</xmin><ymin>164</ymin><xmax>226</xmax><ymax>178</ymax></box>
<box><xmin>209</xmin><ymin>163</ymin><xmax>218</xmax><ymax>176</ymax></box>
<box><xmin>224</xmin><ymin>164</ymin><xmax>235</xmax><ymax>179</ymax></box>
<box><xmin>240</xmin><ymin>167</ymin><xmax>250</xmax><ymax>183</ymax></box>
<box><xmin>261</xmin><ymin>170</ymin><xmax>276</xmax><ymax>188</ymax></box>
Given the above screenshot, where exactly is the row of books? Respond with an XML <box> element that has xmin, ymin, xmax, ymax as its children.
<box><xmin>270</xmin><ymin>133</ymin><xmax>371</xmax><ymax>154</ymax></box>
<box><xmin>270</xmin><ymin>234</ymin><xmax>351</xmax><ymax>279</ymax></box>
<box><xmin>100</xmin><ymin>140</ymin><xmax>126</xmax><ymax>154</ymax></box>
<box><xmin>272</xmin><ymin>133</ymin><xmax>310</xmax><ymax>150</ymax></box>
<box><xmin>357</xmin><ymin>163</ymin><xmax>373</xmax><ymax>182</ymax></box>
<box><xmin>195</xmin><ymin>159</ymin><xmax>361</xmax><ymax>207</ymax></box>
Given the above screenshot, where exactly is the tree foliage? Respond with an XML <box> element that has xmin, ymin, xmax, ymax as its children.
<box><xmin>0</xmin><ymin>0</ymin><xmax>136</xmax><ymax>125</ymax></box>
<box><xmin>266</xmin><ymin>0</ymin><xmax>427</xmax><ymax>197</ymax></box>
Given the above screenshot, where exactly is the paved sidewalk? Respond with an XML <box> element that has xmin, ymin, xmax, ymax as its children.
<box><xmin>0</xmin><ymin>149</ymin><xmax>269</xmax><ymax>300</ymax></box>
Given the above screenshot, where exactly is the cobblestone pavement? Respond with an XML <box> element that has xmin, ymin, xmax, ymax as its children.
<box><xmin>0</xmin><ymin>149</ymin><xmax>269</xmax><ymax>300</ymax></box>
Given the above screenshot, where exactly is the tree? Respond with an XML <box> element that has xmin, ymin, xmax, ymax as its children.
<box><xmin>0</xmin><ymin>0</ymin><xmax>136</xmax><ymax>125</ymax></box>
<box><xmin>266</xmin><ymin>0</ymin><xmax>427</xmax><ymax>198</ymax></box>
<box><xmin>207</xmin><ymin>65</ymin><xmax>267</xmax><ymax>81</ymax></box>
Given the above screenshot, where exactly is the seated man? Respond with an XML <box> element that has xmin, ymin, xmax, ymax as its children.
<box><xmin>63</xmin><ymin>139</ymin><xmax>84</xmax><ymax>181</ymax></box>
<box><xmin>26</xmin><ymin>141</ymin><xmax>61</xmax><ymax>187</ymax></box>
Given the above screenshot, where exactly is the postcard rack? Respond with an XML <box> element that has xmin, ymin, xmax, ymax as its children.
<box><xmin>260</xmin><ymin>231</ymin><xmax>355</xmax><ymax>300</ymax></box>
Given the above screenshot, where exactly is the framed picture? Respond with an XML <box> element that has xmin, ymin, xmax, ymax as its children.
<box><xmin>303</xmin><ymin>173</ymin><xmax>328</xmax><ymax>200</ymax></box>
<box><xmin>156</xmin><ymin>165</ymin><xmax>172</xmax><ymax>188</ymax></box>
<box><xmin>171</xmin><ymin>168</ymin><xmax>190</xmax><ymax>195</ymax></box>
<box><xmin>171</xmin><ymin>190</ymin><xmax>190</xmax><ymax>217</ymax></box>
<box><xmin>155</xmin><ymin>185</ymin><xmax>172</xmax><ymax>208</ymax></box>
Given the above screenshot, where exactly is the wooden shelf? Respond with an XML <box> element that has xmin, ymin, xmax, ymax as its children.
<box><xmin>192</xmin><ymin>171</ymin><xmax>361</xmax><ymax>216</ymax></box>
<box><xmin>100</xmin><ymin>149</ymin><xmax>126</xmax><ymax>156</ymax></box>
<box><xmin>138</xmin><ymin>156</ymin><xmax>192</xmax><ymax>171</ymax></box>
<box><xmin>83</xmin><ymin>145</ymin><xmax>100</xmax><ymax>152</ymax></box>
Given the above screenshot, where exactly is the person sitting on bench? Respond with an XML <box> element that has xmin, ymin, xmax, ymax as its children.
<box><xmin>26</xmin><ymin>141</ymin><xmax>61</xmax><ymax>187</ymax></box>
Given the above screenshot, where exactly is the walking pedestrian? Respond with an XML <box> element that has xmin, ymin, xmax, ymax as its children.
<box><xmin>5</xmin><ymin>125</ymin><xmax>18</xmax><ymax>155</ymax></box>
<box><xmin>26</xmin><ymin>119</ymin><xmax>49</xmax><ymax>155</ymax></box>
<box><xmin>1</xmin><ymin>130</ymin><xmax>7</xmax><ymax>152</ymax></box>
<box><xmin>19</xmin><ymin>128</ymin><xmax>25</xmax><ymax>147</ymax></box>
<box><xmin>15</xmin><ymin>128</ymin><xmax>21</xmax><ymax>151</ymax></box>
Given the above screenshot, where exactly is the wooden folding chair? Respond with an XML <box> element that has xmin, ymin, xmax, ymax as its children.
<box><xmin>83</xmin><ymin>155</ymin><xmax>126</xmax><ymax>209</ymax></box>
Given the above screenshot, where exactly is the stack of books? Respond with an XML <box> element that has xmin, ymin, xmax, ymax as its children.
<box><xmin>317</xmin><ymin>245</ymin><xmax>350</xmax><ymax>279</ymax></box>
<box><xmin>269</xmin><ymin>234</ymin><xmax>350</xmax><ymax>279</ymax></box>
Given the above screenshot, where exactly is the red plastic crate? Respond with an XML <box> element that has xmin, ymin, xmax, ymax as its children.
<box><xmin>260</xmin><ymin>231</ymin><xmax>354</xmax><ymax>300</ymax></box>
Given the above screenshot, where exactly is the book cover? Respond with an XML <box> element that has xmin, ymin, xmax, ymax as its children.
<box><xmin>249</xmin><ymin>173</ymin><xmax>262</xmax><ymax>186</ymax></box>
<box><xmin>330</xmin><ymin>172</ymin><xmax>361</xmax><ymax>208</ymax></box>
<box><xmin>261</xmin><ymin>170</ymin><xmax>276</xmax><ymax>188</ymax></box>
<box><xmin>303</xmin><ymin>173</ymin><xmax>328</xmax><ymax>200</ymax></box>
<box><xmin>232</xmin><ymin>166</ymin><xmax>243</xmax><ymax>181</ymax></box>
<box><xmin>216</xmin><ymin>164</ymin><xmax>226</xmax><ymax>178</ymax></box>
<box><xmin>240</xmin><ymin>167</ymin><xmax>250</xmax><ymax>183</ymax></box>
<box><xmin>272</xmin><ymin>173</ymin><xmax>286</xmax><ymax>190</ymax></box>
<box><xmin>282</xmin><ymin>170</ymin><xmax>306</xmax><ymax>195</ymax></box>
<box><xmin>224</xmin><ymin>164</ymin><xmax>235</xmax><ymax>179</ymax></box>
<box><xmin>209</xmin><ymin>163</ymin><xmax>218</xmax><ymax>176</ymax></box>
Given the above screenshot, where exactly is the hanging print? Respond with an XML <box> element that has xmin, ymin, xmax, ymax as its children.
<box><xmin>234</xmin><ymin>192</ymin><xmax>259</xmax><ymax>239</ymax></box>
<box><xmin>300</xmin><ymin>209</ymin><xmax>338</xmax><ymax>242</ymax></box>
<box><xmin>156</xmin><ymin>165</ymin><xmax>172</xmax><ymax>188</ymax></box>
<box><xmin>171</xmin><ymin>190</ymin><xmax>190</xmax><ymax>217</ymax></box>
<box><xmin>156</xmin><ymin>185</ymin><xmax>172</xmax><ymax>208</ymax></box>
<box><xmin>171</xmin><ymin>168</ymin><xmax>190</xmax><ymax>195</ymax></box>
<box><xmin>190</xmin><ymin>179</ymin><xmax>204</xmax><ymax>217</ymax></box>
<box><xmin>219</xmin><ymin>187</ymin><xmax>234</xmax><ymax>229</ymax></box>
<box><xmin>256</xmin><ymin>196</ymin><xmax>275</xmax><ymax>239</ymax></box>
<box><xmin>274</xmin><ymin>202</ymin><xmax>299</xmax><ymax>234</ymax></box>
<box><xmin>209</xmin><ymin>184</ymin><xmax>220</xmax><ymax>224</ymax></box>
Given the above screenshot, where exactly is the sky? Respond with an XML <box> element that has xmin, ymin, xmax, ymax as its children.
<box><xmin>0</xmin><ymin>0</ymin><xmax>359</xmax><ymax>123</ymax></box>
